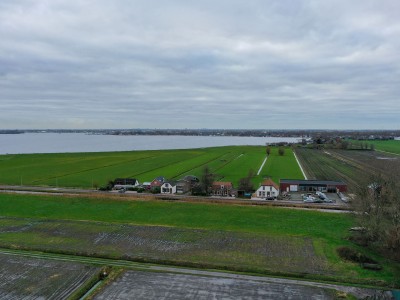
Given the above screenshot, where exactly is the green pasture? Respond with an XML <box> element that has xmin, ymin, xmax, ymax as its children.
<box><xmin>365</xmin><ymin>140</ymin><xmax>400</xmax><ymax>155</ymax></box>
<box><xmin>261</xmin><ymin>147</ymin><xmax>304</xmax><ymax>183</ymax></box>
<box><xmin>348</xmin><ymin>139</ymin><xmax>400</xmax><ymax>154</ymax></box>
<box><xmin>0</xmin><ymin>146</ymin><xmax>303</xmax><ymax>188</ymax></box>
<box><xmin>0</xmin><ymin>193</ymin><xmax>398</xmax><ymax>286</ymax></box>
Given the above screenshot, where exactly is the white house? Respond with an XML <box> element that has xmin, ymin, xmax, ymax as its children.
<box><xmin>161</xmin><ymin>181</ymin><xmax>177</xmax><ymax>194</ymax></box>
<box><xmin>254</xmin><ymin>179</ymin><xmax>279</xmax><ymax>199</ymax></box>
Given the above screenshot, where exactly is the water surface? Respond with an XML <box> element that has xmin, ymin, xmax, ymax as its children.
<box><xmin>0</xmin><ymin>133</ymin><xmax>301</xmax><ymax>154</ymax></box>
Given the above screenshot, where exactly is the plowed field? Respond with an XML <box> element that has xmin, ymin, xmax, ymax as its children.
<box><xmin>295</xmin><ymin>148</ymin><xmax>400</xmax><ymax>191</ymax></box>
<box><xmin>0</xmin><ymin>252</ymin><xmax>99</xmax><ymax>299</ymax></box>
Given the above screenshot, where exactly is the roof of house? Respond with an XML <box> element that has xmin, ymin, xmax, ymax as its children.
<box><xmin>162</xmin><ymin>180</ymin><xmax>177</xmax><ymax>186</ymax></box>
<box><xmin>260</xmin><ymin>179</ymin><xmax>279</xmax><ymax>190</ymax></box>
<box><xmin>280</xmin><ymin>179</ymin><xmax>347</xmax><ymax>185</ymax></box>
<box><xmin>154</xmin><ymin>176</ymin><xmax>166</xmax><ymax>182</ymax></box>
<box><xmin>212</xmin><ymin>181</ymin><xmax>233</xmax><ymax>188</ymax></box>
<box><xmin>184</xmin><ymin>175</ymin><xmax>199</xmax><ymax>182</ymax></box>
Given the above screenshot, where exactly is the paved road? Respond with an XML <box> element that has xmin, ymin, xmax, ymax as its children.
<box><xmin>0</xmin><ymin>185</ymin><xmax>351</xmax><ymax>212</ymax></box>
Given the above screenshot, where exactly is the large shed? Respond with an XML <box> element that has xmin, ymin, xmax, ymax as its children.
<box><xmin>280</xmin><ymin>179</ymin><xmax>347</xmax><ymax>193</ymax></box>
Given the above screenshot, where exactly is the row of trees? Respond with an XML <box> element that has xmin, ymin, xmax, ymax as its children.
<box><xmin>266</xmin><ymin>146</ymin><xmax>285</xmax><ymax>156</ymax></box>
<box><xmin>195</xmin><ymin>166</ymin><xmax>257</xmax><ymax>195</ymax></box>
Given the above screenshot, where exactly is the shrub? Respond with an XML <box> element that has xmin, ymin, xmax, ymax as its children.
<box><xmin>337</xmin><ymin>246</ymin><xmax>377</xmax><ymax>264</ymax></box>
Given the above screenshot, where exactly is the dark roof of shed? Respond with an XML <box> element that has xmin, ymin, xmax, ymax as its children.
<box><xmin>280</xmin><ymin>179</ymin><xmax>347</xmax><ymax>185</ymax></box>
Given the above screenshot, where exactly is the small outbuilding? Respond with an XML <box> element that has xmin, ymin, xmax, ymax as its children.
<box><xmin>113</xmin><ymin>178</ymin><xmax>140</xmax><ymax>190</ymax></box>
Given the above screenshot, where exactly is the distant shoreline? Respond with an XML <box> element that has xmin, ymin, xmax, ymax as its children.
<box><xmin>0</xmin><ymin>128</ymin><xmax>399</xmax><ymax>139</ymax></box>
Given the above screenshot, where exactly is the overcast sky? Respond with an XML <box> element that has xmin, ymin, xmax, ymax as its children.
<box><xmin>1</xmin><ymin>0</ymin><xmax>399</xmax><ymax>129</ymax></box>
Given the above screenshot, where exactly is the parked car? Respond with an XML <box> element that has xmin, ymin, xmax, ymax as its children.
<box><xmin>303</xmin><ymin>195</ymin><xmax>317</xmax><ymax>203</ymax></box>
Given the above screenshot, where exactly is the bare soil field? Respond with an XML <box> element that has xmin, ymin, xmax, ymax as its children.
<box><xmin>0</xmin><ymin>252</ymin><xmax>99</xmax><ymax>299</ymax></box>
<box><xmin>92</xmin><ymin>269</ymin><xmax>391</xmax><ymax>300</ymax></box>
<box><xmin>0</xmin><ymin>216</ymin><xmax>330</xmax><ymax>276</ymax></box>
<box><xmin>295</xmin><ymin>148</ymin><xmax>400</xmax><ymax>191</ymax></box>
<box><xmin>93</xmin><ymin>270</ymin><xmax>337</xmax><ymax>300</ymax></box>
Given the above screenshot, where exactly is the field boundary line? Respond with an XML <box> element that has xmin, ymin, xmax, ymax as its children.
<box><xmin>293</xmin><ymin>150</ymin><xmax>307</xmax><ymax>180</ymax></box>
<box><xmin>376</xmin><ymin>149</ymin><xmax>400</xmax><ymax>156</ymax></box>
<box><xmin>171</xmin><ymin>152</ymin><xmax>232</xmax><ymax>180</ymax></box>
<box><xmin>257</xmin><ymin>156</ymin><xmax>268</xmax><ymax>175</ymax></box>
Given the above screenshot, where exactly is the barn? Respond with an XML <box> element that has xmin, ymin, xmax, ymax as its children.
<box><xmin>280</xmin><ymin>179</ymin><xmax>347</xmax><ymax>193</ymax></box>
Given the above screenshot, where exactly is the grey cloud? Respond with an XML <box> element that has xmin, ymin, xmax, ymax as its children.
<box><xmin>0</xmin><ymin>0</ymin><xmax>399</xmax><ymax>129</ymax></box>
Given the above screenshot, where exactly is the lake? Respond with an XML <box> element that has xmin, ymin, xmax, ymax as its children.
<box><xmin>0</xmin><ymin>133</ymin><xmax>301</xmax><ymax>154</ymax></box>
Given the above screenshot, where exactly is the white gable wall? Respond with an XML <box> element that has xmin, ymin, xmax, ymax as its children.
<box><xmin>255</xmin><ymin>185</ymin><xmax>279</xmax><ymax>198</ymax></box>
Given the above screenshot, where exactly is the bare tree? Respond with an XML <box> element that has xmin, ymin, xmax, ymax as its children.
<box><xmin>238</xmin><ymin>169</ymin><xmax>255</xmax><ymax>192</ymax></box>
<box><xmin>201</xmin><ymin>165</ymin><xmax>214</xmax><ymax>196</ymax></box>
<box><xmin>266</xmin><ymin>146</ymin><xmax>271</xmax><ymax>156</ymax></box>
<box><xmin>278</xmin><ymin>147</ymin><xmax>285</xmax><ymax>156</ymax></box>
<box><xmin>352</xmin><ymin>163</ymin><xmax>400</xmax><ymax>260</ymax></box>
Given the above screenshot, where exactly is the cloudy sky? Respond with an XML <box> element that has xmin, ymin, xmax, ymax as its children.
<box><xmin>1</xmin><ymin>0</ymin><xmax>399</xmax><ymax>129</ymax></box>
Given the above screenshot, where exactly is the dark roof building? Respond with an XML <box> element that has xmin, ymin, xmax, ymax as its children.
<box><xmin>280</xmin><ymin>179</ymin><xmax>347</xmax><ymax>193</ymax></box>
<box><xmin>114</xmin><ymin>178</ymin><xmax>139</xmax><ymax>186</ymax></box>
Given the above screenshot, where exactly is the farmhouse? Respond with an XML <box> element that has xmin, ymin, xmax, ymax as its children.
<box><xmin>161</xmin><ymin>181</ymin><xmax>177</xmax><ymax>194</ymax></box>
<box><xmin>211</xmin><ymin>181</ymin><xmax>235</xmax><ymax>197</ymax></box>
<box><xmin>254</xmin><ymin>179</ymin><xmax>279</xmax><ymax>199</ymax></box>
<box><xmin>280</xmin><ymin>179</ymin><xmax>347</xmax><ymax>193</ymax></box>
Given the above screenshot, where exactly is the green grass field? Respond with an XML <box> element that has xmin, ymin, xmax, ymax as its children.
<box><xmin>367</xmin><ymin>140</ymin><xmax>400</xmax><ymax>154</ymax></box>
<box><xmin>0</xmin><ymin>146</ymin><xmax>303</xmax><ymax>188</ymax></box>
<box><xmin>261</xmin><ymin>147</ymin><xmax>304</xmax><ymax>184</ymax></box>
<box><xmin>348</xmin><ymin>139</ymin><xmax>400</xmax><ymax>154</ymax></box>
<box><xmin>0</xmin><ymin>193</ymin><xmax>398</xmax><ymax>286</ymax></box>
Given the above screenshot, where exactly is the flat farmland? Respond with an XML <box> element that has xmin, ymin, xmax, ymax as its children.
<box><xmin>0</xmin><ymin>252</ymin><xmax>99</xmax><ymax>299</ymax></box>
<box><xmin>0</xmin><ymin>145</ymin><xmax>302</xmax><ymax>188</ymax></box>
<box><xmin>0</xmin><ymin>193</ymin><xmax>398</xmax><ymax>286</ymax></box>
<box><xmin>93</xmin><ymin>270</ymin><xmax>338</xmax><ymax>300</ymax></box>
<box><xmin>0</xmin><ymin>216</ymin><xmax>330</xmax><ymax>276</ymax></box>
<box><xmin>0</xmin><ymin>146</ymin><xmax>267</xmax><ymax>188</ymax></box>
<box><xmin>294</xmin><ymin>148</ymin><xmax>400</xmax><ymax>191</ymax></box>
